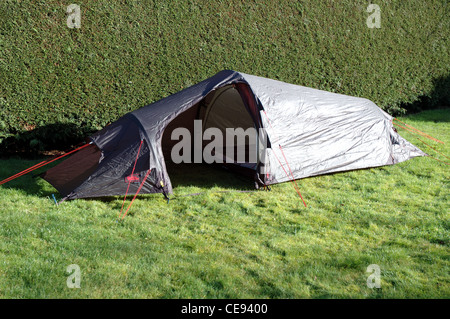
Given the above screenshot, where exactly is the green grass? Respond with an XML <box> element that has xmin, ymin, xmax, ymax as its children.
<box><xmin>0</xmin><ymin>109</ymin><xmax>448</xmax><ymax>298</ymax></box>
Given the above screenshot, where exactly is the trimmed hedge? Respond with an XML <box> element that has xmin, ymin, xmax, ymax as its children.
<box><xmin>0</xmin><ymin>0</ymin><xmax>449</xmax><ymax>152</ymax></box>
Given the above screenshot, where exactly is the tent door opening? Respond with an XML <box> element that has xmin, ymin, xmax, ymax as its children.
<box><xmin>201</xmin><ymin>85</ymin><xmax>259</xmax><ymax>170</ymax></box>
<box><xmin>161</xmin><ymin>84</ymin><xmax>260</xmax><ymax>187</ymax></box>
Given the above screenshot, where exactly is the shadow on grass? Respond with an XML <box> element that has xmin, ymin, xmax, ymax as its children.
<box><xmin>0</xmin><ymin>122</ymin><xmax>95</xmax><ymax>158</ymax></box>
<box><xmin>165</xmin><ymin>162</ymin><xmax>255</xmax><ymax>191</ymax></box>
<box><xmin>401</xmin><ymin>108</ymin><xmax>450</xmax><ymax>123</ymax></box>
<box><xmin>0</xmin><ymin>158</ymin><xmax>256</xmax><ymax>202</ymax></box>
<box><xmin>399</xmin><ymin>74</ymin><xmax>450</xmax><ymax>121</ymax></box>
<box><xmin>79</xmin><ymin>163</ymin><xmax>257</xmax><ymax>210</ymax></box>
<box><xmin>0</xmin><ymin>158</ymin><xmax>59</xmax><ymax>197</ymax></box>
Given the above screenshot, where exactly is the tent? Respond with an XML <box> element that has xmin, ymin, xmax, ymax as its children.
<box><xmin>40</xmin><ymin>70</ymin><xmax>426</xmax><ymax>201</ymax></box>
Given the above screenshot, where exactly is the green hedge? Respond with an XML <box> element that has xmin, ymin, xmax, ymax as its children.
<box><xmin>0</xmin><ymin>0</ymin><xmax>449</xmax><ymax>152</ymax></box>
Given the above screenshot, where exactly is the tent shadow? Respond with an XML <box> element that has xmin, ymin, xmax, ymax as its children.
<box><xmin>0</xmin><ymin>122</ymin><xmax>95</xmax><ymax>158</ymax></box>
<box><xmin>0</xmin><ymin>159</ymin><xmax>256</xmax><ymax>204</ymax></box>
<box><xmin>80</xmin><ymin>163</ymin><xmax>257</xmax><ymax>208</ymax></box>
<box><xmin>164</xmin><ymin>162</ymin><xmax>256</xmax><ymax>191</ymax></box>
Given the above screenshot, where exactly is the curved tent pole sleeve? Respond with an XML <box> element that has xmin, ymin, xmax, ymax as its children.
<box><xmin>235</xmin><ymin>82</ymin><xmax>264</xmax><ymax>129</ymax></box>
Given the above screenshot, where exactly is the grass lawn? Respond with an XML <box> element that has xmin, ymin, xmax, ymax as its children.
<box><xmin>0</xmin><ymin>109</ymin><xmax>448</xmax><ymax>298</ymax></box>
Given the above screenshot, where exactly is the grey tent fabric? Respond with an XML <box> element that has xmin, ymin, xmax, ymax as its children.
<box><xmin>41</xmin><ymin>70</ymin><xmax>426</xmax><ymax>200</ymax></box>
<box><xmin>241</xmin><ymin>73</ymin><xmax>426</xmax><ymax>183</ymax></box>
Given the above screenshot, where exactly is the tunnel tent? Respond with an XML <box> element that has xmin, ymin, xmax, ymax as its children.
<box><xmin>36</xmin><ymin>70</ymin><xmax>425</xmax><ymax>202</ymax></box>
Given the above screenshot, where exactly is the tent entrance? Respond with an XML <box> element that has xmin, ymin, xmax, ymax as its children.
<box><xmin>201</xmin><ymin>85</ymin><xmax>258</xmax><ymax>169</ymax></box>
<box><xmin>161</xmin><ymin>84</ymin><xmax>260</xmax><ymax>185</ymax></box>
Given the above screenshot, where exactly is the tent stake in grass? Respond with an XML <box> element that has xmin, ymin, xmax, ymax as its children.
<box><xmin>52</xmin><ymin>194</ymin><xmax>58</xmax><ymax>206</ymax></box>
